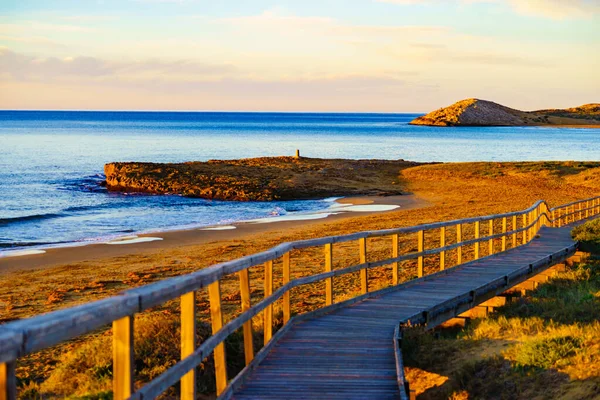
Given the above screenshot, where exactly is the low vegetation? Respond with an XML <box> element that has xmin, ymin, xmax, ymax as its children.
<box><xmin>2</xmin><ymin>161</ymin><xmax>600</xmax><ymax>398</ymax></box>
<box><xmin>572</xmin><ymin>218</ymin><xmax>600</xmax><ymax>254</ymax></box>
<box><xmin>403</xmin><ymin>218</ymin><xmax>600</xmax><ymax>399</ymax></box>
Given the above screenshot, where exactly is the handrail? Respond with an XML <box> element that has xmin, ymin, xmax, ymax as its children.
<box><xmin>1</xmin><ymin>195</ymin><xmax>599</xmax><ymax>399</ymax></box>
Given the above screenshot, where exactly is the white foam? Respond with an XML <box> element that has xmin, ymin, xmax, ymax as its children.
<box><xmin>327</xmin><ymin>202</ymin><xmax>353</xmax><ymax>210</ymax></box>
<box><xmin>105</xmin><ymin>236</ymin><xmax>163</xmax><ymax>245</ymax></box>
<box><xmin>201</xmin><ymin>225</ymin><xmax>237</xmax><ymax>231</ymax></box>
<box><xmin>246</xmin><ymin>213</ymin><xmax>334</xmax><ymax>224</ymax></box>
<box><xmin>0</xmin><ymin>249</ymin><xmax>46</xmax><ymax>258</ymax></box>
<box><xmin>342</xmin><ymin>204</ymin><xmax>400</xmax><ymax>212</ymax></box>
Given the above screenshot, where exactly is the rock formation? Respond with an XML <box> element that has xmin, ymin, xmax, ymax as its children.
<box><xmin>104</xmin><ymin>157</ymin><xmax>421</xmax><ymax>201</ymax></box>
<box><xmin>410</xmin><ymin>99</ymin><xmax>600</xmax><ymax>127</ymax></box>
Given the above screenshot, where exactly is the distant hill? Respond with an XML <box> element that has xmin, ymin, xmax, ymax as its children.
<box><xmin>410</xmin><ymin>99</ymin><xmax>600</xmax><ymax>127</ymax></box>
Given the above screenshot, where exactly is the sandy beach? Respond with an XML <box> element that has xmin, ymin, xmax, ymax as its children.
<box><xmin>0</xmin><ymin>194</ymin><xmax>427</xmax><ymax>274</ymax></box>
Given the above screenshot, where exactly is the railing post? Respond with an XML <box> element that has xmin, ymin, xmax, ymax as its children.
<box><xmin>558</xmin><ymin>208</ymin><xmax>563</xmax><ymax>227</ymax></box>
<box><xmin>324</xmin><ymin>243</ymin><xmax>333</xmax><ymax>306</ymax></box>
<box><xmin>392</xmin><ymin>234</ymin><xmax>399</xmax><ymax>284</ymax></box>
<box><xmin>208</xmin><ymin>281</ymin><xmax>227</xmax><ymax>395</ymax></box>
<box><xmin>474</xmin><ymin>221</ymin><xmax>480</xmax><ymax>260</ymax></box>
<box><xmin>282</xmin><ymin>252</ymin><xmax>291</xmax><ymax>324</ymax></box>
<box><xmin>417</xmin><ymin>230</ymin><xmax>424</xmax><ymax>277</ymax></box>
<box><xmin>586</xmin><ymin>200</ymin><xmax>590</xmax><ymax>219</ymax></box>
<box><xmin>456</xmin><ymin>223</ymin><xmax>462</xmax><ymax>265</ymax></box>
<box><xmin>238</xmin><ymin>269</ymin><xmax>254</xmax><ymax>365</ymax></box>
<box><xmin>502</xmin><ymin>217</ymin><xmax>507</xmax><ymax>251</ymax></box>
<box><xmin>512</xmin><ymin>215</ymin><xmax>517</xmax><ymax>248</ymax></box>
<box><xmin>113</xmin><ymin>315</ymin><xmax>134</xmax><ymax>400</ymax></box>
<box><xmin>181</xmin><ymin>291</ymin><xmax>196</xmax><ymax>400</ymax></box>
<box><xmin>263</xmin><ymin>260</ymin><xmax>273</xmax><ymax>345</ymax></box>
<box><xmin>0</xmin><ymin>362</ymin><xmax>16</xmax><ymax>400</ymax></box>
<box><xmin>359</xmin><ymin>238</ymin><xmax>368</xmax><ymax>293</ymax></box>
<box><xmin>522</xmin><ymin>214</ymin><xmax>527</xmax><ymax>244</ymax></box>
<box><xmin>439</xmin><ymin>227</ymin><xmax>446</xmax><ymax>271</ymax></box>
<box><xmin>530</xmin><ymin>211</ymin><xmax>535</xmax><ymax>241</ymax></box>
<box><xmin>488</xmin><ymin>220</ymin><xmax>494</xmax><ymax>255</ymax></box>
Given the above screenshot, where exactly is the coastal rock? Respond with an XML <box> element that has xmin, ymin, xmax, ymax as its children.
<box><xmin>104</xmin><ymin>157</ymin><xmax>422</xmax><ymax>201</ymax></box>
<box><xmin>410</xmin><ymin>98</ymin><xmax>600</xmax><ymax>127</ymax></box>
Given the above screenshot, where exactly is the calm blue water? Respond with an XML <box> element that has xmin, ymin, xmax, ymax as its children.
<box><xmin>1</xmin><ymin>111</ymin><xmax>599</xmax><ymax>251</ymax></box>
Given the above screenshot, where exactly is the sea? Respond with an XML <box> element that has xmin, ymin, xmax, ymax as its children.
<box><xmin>1</xmin><ymin>110</ymin><xmax>599</xmax><ymax>254</ymax></box>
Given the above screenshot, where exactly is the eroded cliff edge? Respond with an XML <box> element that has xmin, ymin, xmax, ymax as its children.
<box><xmin>104</xmin><ymin>157</ymin><xmax>421</xmax><ymax>201</ymax></box>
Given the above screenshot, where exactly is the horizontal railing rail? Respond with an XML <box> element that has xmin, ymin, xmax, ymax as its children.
<box><xmin>1</xmin><ymin>195</ymin><xmax>599</xmax><ymax>399</ymax></box>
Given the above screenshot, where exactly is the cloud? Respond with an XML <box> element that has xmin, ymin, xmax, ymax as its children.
<box><xmin>221</xmin><ymin>9</ymin><xmax>449</xmax><ymax>39</ymax></box>
<box><xmin>507</xmin><ymin>0</ymin><xmax>600</xmax><ymax>20</ymax></box>
<box><xmin>0</xmin><ymin>48</ymin><xmax>236</xmax><ymax>82</ymax></box>
<box><xmin>0</xmin><ymin>21</ymin><xmax>94</xmax><ymax>33</ymax></box>
<box><xmin>0</xmin><ymin>35</ymin><xmax>64</xmax><ymax>48</ymax></box>
<box><xmin>0</xmin><ymin>48</ymin><xmax>435</xmax><ymax>111</ymax></box>
<box><xmin>375</xmin><ymin>0</ymin><xmax>600</xmax><ymax>19</ymax></box>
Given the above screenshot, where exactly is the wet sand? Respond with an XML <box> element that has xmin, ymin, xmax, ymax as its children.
<box><xmin>0</xmin><ymin>195</ymin><xmax>428</xmax><ymax>274</ymax></box>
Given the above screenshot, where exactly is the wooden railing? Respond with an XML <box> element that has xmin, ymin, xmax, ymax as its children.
<box><xmin>1</xmin><ymin>196</ymin><xmax>599</xmax><ymax>400</ymax></box>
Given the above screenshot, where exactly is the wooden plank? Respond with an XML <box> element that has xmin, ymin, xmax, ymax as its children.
<box><xmin>180</xmin><ymin>291</ymin><xmax>196</xmax><ymax>400</ymax></box>
<box><xmin>359</xmin><ymin>238</ymin><xmax>368</xmax><ymax>294</ymax></box>
<box><xmin>392</xmin><ymin>234</ymin><xmax>399</xmax><ymax>284</ymax></box>
<box><xmin>264</xmin><ymin>260</ymin><xmax>274</xmax><ymax>345</ymax></box>
<box><xmin>522</xmin><ymin>214</ymin><xmax>528</xmax><ymax>245</ymax></box>
<box><xmin>502</xmin><ymin>217</ymin><xmax>507</xmax><ymax>251</ymax></box>
<box><xmin>325</xmin><ymin>243</ymin><xmax>333</xmax><ymax>306</ymax></box>
<box><xmin>282</xmin><ymin>252</ymin><xmax>291</xmax><ymax>324</ymax></box>
<box><xmin>0</xmin><ymin>330</ymin><xmax>21</xmax><ymax>364</ymax></box>
<box><xmin>474</xmin><ymin>221</ymin><xmax>480</xmax><ymax>259</ymax></box>
<box><xmin>113</xmin><ymin>315</ymin><xmax>134</xmax><ymax>400</ymax></box>
<box><xmin>3</xmin><ymin>294</ymin><xmax>139</xmax><ymax>357</ymax></box>
<box><xmin>417</xmin><ymin>230</ymin><xmax>424</xmax><ymax>277</ymax></box>
<box><xmin>238</xmin><ymin>269</ymin><xmax>254</xmax><ymax>365</ymax></box>
<box><xmin>0</xmin><ymin>362</ymin><xmax>16</xmax><ymax>400</ymax></box>
<box><xmin>439</xmin><ymin>227</ymin><xmax>446</xmax><ymax>271</ymax></box>
<box><xmin>208</xmin><ymin>281</ymin><xmax>228</xmax><ymax>395</ymax></box>
<box><xmin>488</xmin><ymin>219</ymin><xmax>494</xmax><ymax>255</ymax></box>
<box><xmin>456</xmin><ymin>223</ymin><xmax>462</xmax><ymax>264</ymax></box>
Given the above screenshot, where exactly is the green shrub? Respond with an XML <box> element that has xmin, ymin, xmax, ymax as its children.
<box><xmin>512</xmin><ymin>336</ymin><xmax>582</xmax><ymax>370</ymax></box>
<box><xmin>572</xmin><ymin>219</ymin><xmax>600</xmax><ymax>254</ymax></box>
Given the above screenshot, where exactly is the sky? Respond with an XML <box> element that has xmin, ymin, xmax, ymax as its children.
<box><xmin>0</xmin><ymin>0</ymin><xmax>598</xmax><ymax>112</ymax></box>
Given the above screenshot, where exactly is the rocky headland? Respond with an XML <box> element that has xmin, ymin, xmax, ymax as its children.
<box><xmin>104</xmin><ymin>157</ymin><xmax>421</xmax><ymax>201</ymax></box>
<box><xmin>410</xmin><ymin>98</ymin><xmax>600</xmax><ymax>127</ymax></box>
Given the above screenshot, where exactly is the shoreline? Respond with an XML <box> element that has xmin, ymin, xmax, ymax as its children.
<box><xmin>0</xmin><ymin>194</ymin><xmax>428</xmax><ymax>274</ymax></box>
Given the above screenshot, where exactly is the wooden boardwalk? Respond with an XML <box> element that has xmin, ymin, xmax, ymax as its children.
<box><xmin>3</xmin><ymin>197</ymin><xmax>598</xmax><ymax>400</ymax></box>
<box><xmin>230</xmin><ymin>226</ymin><xmax>577</xmax><ymax>400</ymax></box>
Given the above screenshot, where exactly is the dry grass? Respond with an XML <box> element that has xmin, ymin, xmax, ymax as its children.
<box><xmin>3</xmin><ymin>161</ymin><xmax>600</xmax><ymax>398</ymax></box>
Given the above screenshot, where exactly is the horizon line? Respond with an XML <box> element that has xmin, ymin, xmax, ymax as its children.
<box><xmin>0</xmin><ymin>109</ymin><xmax>426</xmax><ymax>114</ymax></box>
